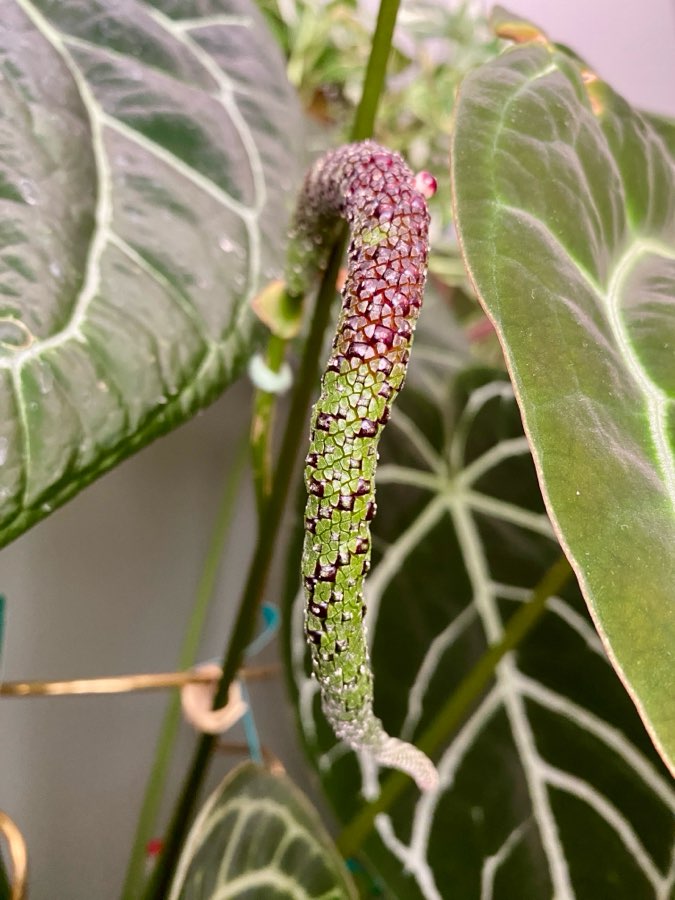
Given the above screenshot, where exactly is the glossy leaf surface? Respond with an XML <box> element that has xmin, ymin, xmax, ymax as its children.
<box><xmin>0</xmin><ymin>0</ymin><xmax>302</xmax><ymax>546</ymax></box>
<box><xmin>168</xmin><ymin>762</ymin><xmax>357</xmax><ymax>900</ymax></box>
<box><xmin>284</xmin><ymin>314</ymin><xmax>675</xmax><ymax>897</ymax></box>
<box><xmin>451</xmin><ymin>38</ymin><xmax>675</xmax><ymax>772</ymax></box>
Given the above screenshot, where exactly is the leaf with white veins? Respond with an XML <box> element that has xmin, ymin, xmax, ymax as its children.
<box><xmin>168</xmin><ymin>762</ymin><xmax>357</xmax><ymax>900</ymax></box>
<box><xmin>284</xmin><ymin>319</ymin><xmax>675</xmax><ymax>898</ymax></box>
<box><xmin>0</xmin><ymin>0</ymin><xmax>302</xmax><ymax>546</ymax></box>
<box><xmin>451</xmin><ymin>26</ymin><xmax>675</xmax><ymax>774</ymax></box>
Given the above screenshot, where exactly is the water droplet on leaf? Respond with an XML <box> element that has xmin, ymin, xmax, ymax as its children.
<box><xmin>36</xmin><ymin>362</ymin><xmax>53</xmax><ymax>395</ymax></box>
<box><xmin>19</xmin><ymin>178</ymin><xmax>37</xmax><ymax>206</ymax></box>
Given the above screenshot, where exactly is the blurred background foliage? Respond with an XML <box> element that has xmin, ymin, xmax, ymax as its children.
<box><xmin>258</xmin><ymin>0</ymin><xmax>505</xmax><ymax>362</ymax></box>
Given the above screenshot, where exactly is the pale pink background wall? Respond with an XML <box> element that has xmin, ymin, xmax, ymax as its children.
<box><xmin>509</xmin><ymin>0</ymin><xmax>675</xmax><ymax>113</ymax></box>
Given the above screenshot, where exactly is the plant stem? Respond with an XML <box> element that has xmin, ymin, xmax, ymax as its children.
<box><xmin>250</xmin><ymin>334</ymin><xmax>286</xmax><ymax>519</ymax></box>
<box><xmin>336</xmin><ymin>553</ymin><xmax>573</xmax><ymax>858</ymax></box>
<box><xmin>143</xmin><ymin>240</ymin><xmax>346</xmax><ymax>900</ymax></box>
<box><xmin>350</xmin><ymin>0</ymin><xmax>401</xmax><ymax>141</ymax></box>
<box><xmin>250</xmin><ymin>0</ymin><xmax>402</xmax><ymax>521</ymax></box>
<box><xmin>142</xmin><ymin>0</ymin><xmax>403</xmax><ymax>890</ymax></box>
<box><xmin>121</xmin><ymin>437</ymin><xmax>248</xmax><ymax>900</ymax></box>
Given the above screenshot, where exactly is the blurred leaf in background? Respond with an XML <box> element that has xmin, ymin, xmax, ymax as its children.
<box><xmin>168</xmin><ymin>762</ymin><xmax>357</xmax><ymax>899</ymax></box>
<box><xmin>258</xmin><ymin>0</ymin><xmax>501</xmax><ymax>298</ymax></box>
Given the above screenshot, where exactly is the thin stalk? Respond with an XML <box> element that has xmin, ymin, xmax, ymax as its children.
<box><xmin>250</xmin><ymin>334</ymin><xmax>286</xmax><ymax>519</ymax></box>
<box><xmin>250</xmin><ymin>0</ymin><xmax>402</xmax><ymax>521</ymax></box>
<box><xmin>337</xmin><ymin>553</ymin><xmax>573</xmax><ymax>858</ymax></box>
<box><xmin>142</xmin><ymin>1</ymin><xmax>403</xmax><ymax>891</ymax></box>
<box><xmin>120</xmin><ymin>437</ymin><xmax>248</xmax><ymax>900</ymax></box>
<box><xmin>350</xmin><ymin>0</ymin><xmax>401</xmax><ymax>141</ymax></box>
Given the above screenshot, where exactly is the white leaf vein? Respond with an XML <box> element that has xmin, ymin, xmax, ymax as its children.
<box><xmin>389</xmin><ymin>406</ymin><xmax>444</xmax><ymax>473</ymax></box>
<box><xmin>451</xmin><ymin>501</ymin><xmax>574</xmax><ymax>898</ymax></box>
<box><xmin>364</xmin><ymin>495</ymin><xmax>448</xmax><ymax>639</ymax></box>
<box><xmin>376</xmin><ymin>689</ymin><xmax>502</xmax><ymax>900</ymax></box>
<box><xmin>492</xmin><ymin>583</ymin><xmax>607</xmax><ymax>657</ymax></box>
<box><xmin>8</xmin><ymin>0</ymin><xmax>114</xmax><ymax>373</ymax></box>
<box><xmin>516</xmin><ymin>672</ymin><xmax>675</xmax><ymax>813</ymax></box>
<box><xmin>541</xmin><ymin>763</ymin><xmax>671</xmax><ymax>895</ymax></box>
<box><xmin>401</xmin><ymin>603</ymin><xmax>477</xmax><ymax>740</ymax></box>
<box><xmin>458</xmin><ymin>436</ymin><xmax>531</xmax><ymax>485</ymax></box>
<box><xmin>480</xmin><ymin>821</ymin><xmax>530</xmax><ymax>900</ymax></box>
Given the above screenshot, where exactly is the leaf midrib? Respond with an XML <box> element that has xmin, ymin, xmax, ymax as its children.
<box><xmin>476</xmin><ymin>49</ymin><xmax>675</xmax><ymax>510</ymax></box>
<box><xmin>605</xmin><ymin>238</ymin><xmax>675</xmax><ymax>506</ymax></box>
<box><xmin>477</xmin><ymin>47</ymin><xmax>675</xmax><ymax>518</ymax></box>
<box><xmin>5</xmin><ymin>0</ymin><xmax>265</xmax><ymax>377</ymax></box>
<box><xmin>489</xmin><ymin>186</ymin><xmax>675</xmax><ymax>509</ymax></box>
<box><xmin>13</xmin><ymin>0</ymin><xmax>113</xmax><ymax>368</ymax></box>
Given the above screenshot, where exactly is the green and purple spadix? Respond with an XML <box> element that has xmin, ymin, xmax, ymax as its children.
<box><xmin>290</xmin><ymin>141</ymin><xmax>438</xmax><ymax>791</ymax></box>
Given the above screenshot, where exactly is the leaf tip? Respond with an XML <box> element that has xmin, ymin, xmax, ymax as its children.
<box><xmin>490</xmin><ymin>6</ymin><xmax>550</xmax><ymax>46</ymax></box>
<box><xmin>580</xmin><ymin>68</ymin><xmax>606</xmax><ymax>116</ymax></box>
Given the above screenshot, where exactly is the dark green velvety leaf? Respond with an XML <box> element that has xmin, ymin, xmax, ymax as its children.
<box><xmin>451</xmin><ymin>34</ymin><xmax>675</xmax><ymax>774</ymax></box>
<box><xmin>168</xmin><ymin>762</ymin><xmax>357</xmax><ymax>900</ymax></box>
<box><xmin>283</xmin><ymin>314</ymin><xmax>675</xmax><ymax>898</ymax></box>
<box><xmin>0</xmin><ymin>0</ymin><xmax>302</xmax><ymax>546</ymax></box>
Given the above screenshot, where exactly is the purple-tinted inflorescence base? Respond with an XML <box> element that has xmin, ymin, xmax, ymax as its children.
<box><xmin>293</xmin><ymin>142</ymin><xmax>438</xmax><ymax>792</ymax></box>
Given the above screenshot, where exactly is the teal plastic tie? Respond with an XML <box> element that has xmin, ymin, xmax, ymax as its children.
<box><xmin>239</xmin><ymin>680</ymin><xmax>262</xmax><ymax>765</ymax></box>
<box><xmin>202</xmin><ymin>603</ymin><xmax>279</xmax><ymax>763</ymax></box>
<box><xmin>240</xmin><ymin>602</ymin><xmax>279</xmax><ymax>763</ymax></box>
<box><xmin>246</xmin><ymin>602</ymin><xmax>279</xmax><ymax>659</ymax></box>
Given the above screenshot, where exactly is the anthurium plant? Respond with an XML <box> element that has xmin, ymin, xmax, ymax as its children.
<box><xmin>0</xmin><ymin>1</ymin><xmax>672</xmax><ymax>898</ymax></box>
